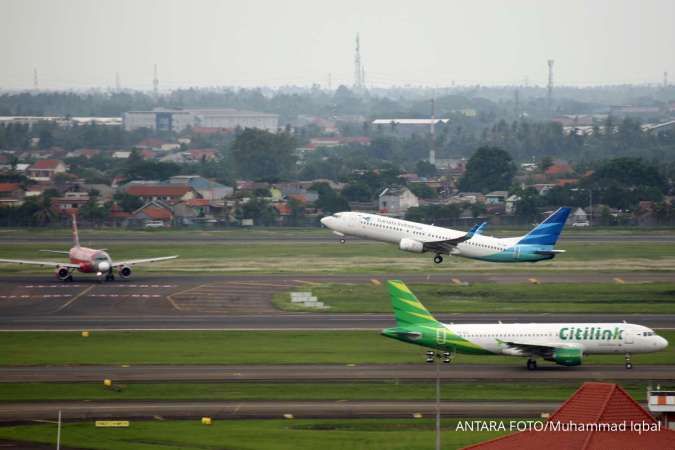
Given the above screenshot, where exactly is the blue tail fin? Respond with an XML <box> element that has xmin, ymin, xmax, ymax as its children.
<box><xmin>518</xmin><ymin>207</ymin><xmax>571</xmax><ymax>246</ymax></box>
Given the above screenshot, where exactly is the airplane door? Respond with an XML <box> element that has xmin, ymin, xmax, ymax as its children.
<box><xmin>513</xmin><ymin>246</ymin><xmax>520</xmax><ymax>261</ymax></box>
<box><xmin>436</xmin><ymin>328</ymin><xmax>447</xmax><ymax>345</ymax></box>
<box><xmin>625</xmin><ymin>331</ymin><xmax>634</xmax><ymax>345</ymax></box>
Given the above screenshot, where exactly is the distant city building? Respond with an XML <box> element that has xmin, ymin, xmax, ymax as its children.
<box><xmin>371</xmin><ymin>118</ymin><xmax>449</xmax><ymax>137</ymax></box>
<box><xmin>0</xmin><ymin>116</ymin><xmax>120</xmax><ymax>128</ymax></box>
<box><xmin>123</xmin><ymin>108</ymin><xmax>279</xmax><ymax>133</ymax></box>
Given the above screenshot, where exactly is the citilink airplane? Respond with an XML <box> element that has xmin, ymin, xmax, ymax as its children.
<box><xmin>0</xmin><ymin>215</ymin><xmax>177</xmax><ymax>281</ymax></box>
<box><xmin>381</xmin><ymin>280</ymin><xmax>668</xmax><ymax>370</ymax></box>
<box><xmin>321</xmin><ymin>207</ymin><xmax>571</xmax><ymax>264</ymax></box>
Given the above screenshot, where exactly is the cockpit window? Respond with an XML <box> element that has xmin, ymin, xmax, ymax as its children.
<box><xmin>642</xmin><ymin>331</ymin><xmax>655</xmax><ymax>336</ymax></box>
<box><xmin>333</xmin><ymin>213</ymin><xmax>342</xmax><ymax>218</ymax></box>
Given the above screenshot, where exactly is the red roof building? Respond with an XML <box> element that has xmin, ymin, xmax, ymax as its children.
<box><xmin>545</xmin><ymin>163</ymin><xmax>573</xmax><ymax>177</ymax></box>
<box><xmin>125</xmin><ymin>185</ymin><xmax>196</xmax><ymax>203</ymax></box>
<box><xmin>464</xmin><ymin>382</ymin><xmax>675</xmax><ymax>450</ymax></box>
<box><xmin>27</xmin><ymin>159</ymin><xmax>67</xmax><ymax>181</ymax></box>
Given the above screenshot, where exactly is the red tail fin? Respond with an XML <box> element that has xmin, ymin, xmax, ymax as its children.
<box><xmin>72</xmin><ymin>214</ymin><xmax>80</xmax><ymax>248</ymax></box>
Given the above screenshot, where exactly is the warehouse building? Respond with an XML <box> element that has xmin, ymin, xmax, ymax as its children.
<box><xmin>123</xmin><ymin>108</ymin><xmax>279</xmax><ymax>133</ymax></box>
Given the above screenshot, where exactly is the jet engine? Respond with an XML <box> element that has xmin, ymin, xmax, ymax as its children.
<box><xmin>399</xmin><ymin>238</ymin><xmax>424</xmax><ymax>253</ymax></box>
<box><xmin>546</xmin><ymin>347</ymin><xmax>583</xmax><ymax>366</ymax></box>
<box><xmin>55</xmin><ymin>267</ymin><xmax>70</xmax><ymax>281</ymax></box>
<box><xmin>118</xmin><ymin>266</ymin><xmax>132</xmax><ymax>279</ymax></box>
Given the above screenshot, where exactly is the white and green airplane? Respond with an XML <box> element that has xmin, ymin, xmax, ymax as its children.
<box><xmin>381</xmin><ymin>280</ymin><xmax>668</xmax><ymax>370</ymax></box>
<box><xmin>320</xmin><ymin>207</ymin><xmax>571</xmax><ymax>264</ymax></box>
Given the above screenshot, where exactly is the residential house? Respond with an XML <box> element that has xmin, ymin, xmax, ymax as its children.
<box><xmin>27</xmin><ymin>159</ymin><xmax>67</xmax><ymax>181</ymax></box>
<box><xmin>450</xmin><ymin>192</ymin><xmax>484</xmax><ymax>205</ymax></box>
<box><xmin>570</xmin><ymin>207</ymin><xmax>589</xmax><ymax>225</ymax></box>
<box><xmin>130</xmin><ymin>201</ymin><xmax>174</xmax><ymax>226</ymax></box>
<box><xmin>378</xmin><ymin>186</ymin><xmax>419</xmax><ymax>215</ymax></box>
<box><xmin>0</xmin><ymin>183</ymin><xmax>25</xmax><ymax>207</ymax></box>
<box><xmin>485</xmin><ymin>191</ymin><xmax>509</xmax><ymax>205</ymax></box>
<box><xmin>170</xmin><ymin>175</ymin><xmax>233</xmax><ymax>200</ymax></box>
<box><xmin>505</xmin><ymin>195</ymin><xmax>521</xmax><ymax>215</ymax></box>
<box><xmin>51</xmin><ymin>191</ymin><xmax>90</xmax><ymax>215</ymax></box>
<box><xmin>125</xmin><ymin>184</ymin><xmax>198</xmax><ymax>204</ymax></box>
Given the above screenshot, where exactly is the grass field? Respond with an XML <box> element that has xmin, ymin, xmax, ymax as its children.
<box><xmin>1</xmin><ymin>330</ymin><xmax>673</xmax><ymax>366</ymax></box>
<box><xmin>275</xmin><ymin>282</ymin><xmax>675</xmax><ymax>313</ymax></box>
<box><xmin>0</xmin><ymin>381</ymin><xmax>653</xmax><ymax>403</ymax></box>
<box><xmin>0</xmin><ymin>240</ymin><xmax>674</xmax><ymax>274</ymax></box>
<box><xmin>0</xmin><ymin>418</ymin><xmax>513</xmax><ymax>450</ymax></box>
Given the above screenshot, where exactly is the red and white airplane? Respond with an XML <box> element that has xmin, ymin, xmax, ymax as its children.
<box><xmin>0</xmin><ymin>215</ymin><xmax>177</xmax><ymax>281</ymax></box>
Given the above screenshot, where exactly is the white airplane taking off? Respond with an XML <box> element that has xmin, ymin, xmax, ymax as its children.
<box><xmin>320</xmin><ymin>207</ymin><xmax>571</xmax><ymax>264</ymax></box>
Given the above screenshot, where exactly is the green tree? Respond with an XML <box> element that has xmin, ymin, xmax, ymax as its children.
<box><xmin>311</xmin><ymin>182</ymin><xmax>350</xmax><ymax>214</ymax></box>
<box><xmin>232</xmin><ymin>129</ymin><xmax>297</xmax><ymax>181</ymax></box>
<box><xmin>408</xmin><ymin>183</ymin><xmax>437</xmax><ymax>199</ymax></box>
<box><xmin>415</xmin><ymin>160</ymin><xmax>438</xmax><ymax>178</ymax></box>
<box><xmin>459</xmin><ymin>146</ymin><xmax>516</xmax><ymax>193</ymax></box>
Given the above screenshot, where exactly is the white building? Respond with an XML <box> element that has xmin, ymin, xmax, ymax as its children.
<box><xmin>123</xmin><ymin>108</ymin><xmax>279</xmax><ymax>133</ymax></box>
<box><xmin>378</xmin><ymin>186</ymin><xmax>419</xmax><ymax>215</ymax></box>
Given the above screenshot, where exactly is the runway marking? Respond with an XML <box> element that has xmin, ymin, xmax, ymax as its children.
<box><xmin>292</xmin><ymin>280</ymin><xmax>322</xmax><ymax>286</ymax></box>
<box><xmin>22</xmin><ymin>284</ymin><xmax>176</xmax><ymax>289</ymax></box>
<box><xmin>0</xmin><ymin>294</ymin><xmax>72</xmax><ymax>299</ymax></box>
<box><xmin>89</xmin><ymin>294</ymin><xmax>162</xmax><ymax>298</ymax></box>
<box><xmin>54</xmin><ymin>285</ymin><xmax>94</xmax><ymax>312</ymax></box>
<box><xmin>221</xmin><ymin>281</ymin><xmax>296</xmax><ymax>288</ymax></box>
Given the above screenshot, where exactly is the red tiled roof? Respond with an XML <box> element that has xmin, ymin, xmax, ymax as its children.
<box><xmin>0</xmin><ymin>183</ymin><xmax>21</xmax><ymax>193</ymax></box>
<box><xmin>557</xmin><ymin>178</ymin><xmax>578</xmax><ymax>187</ymax></box>
<box><xmin>126</xmin><ymin>185</ymin><xmax>192</xmax><ymax>197</ymax></box>
<box><xmin>273</xmin><ymin>203</ymin><xmax>291</xmax><ymax>215</ymax></box>
<box><xmin>184</xmin><ymin>198</ymin><xmax>209</xmax><ymax>207</ymax></box>
<box><xmin>545</xmin><ymin>163</ymin><xmax>572</xmax><ymax>176</ymax></box>
<box><xmin>463</xmin><ymin>382</ymin><xmax>675</xmax><ymax>450</ymax></box>
<box><xmin>29</xmin><ymin>159</ymin><xmax>64</xmax><ymax>170</ymax></box>
<box><xmin>139</xmin><ymin>207</ymin><xmax>172</xmax><ymax>220</ymax></box>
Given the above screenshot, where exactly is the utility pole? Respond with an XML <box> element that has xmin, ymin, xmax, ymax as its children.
<box><xmin>547</xmin><ymin>59</ymin><xmax>554</xmax><ymax>112</ymax></box>
<box><xmin>664</xmin><ymin>71</ymin><xmax>669</xmax><ymax>88</ymax></box>
<box><xmin>353</xmin><ymin>34</ymin><xmax>363</xmax><ymax>91</ymax></box>
<box><xmin>33</xmin><ymin>68</ymin><xmax>39</xmax><ymax>91</ymax></box>
<box><xmin>429</xmin><ymin>97</ymin><xmax>436</xmax><ymax>166</ymax></box>
<box><xmin>435</xmin><ymin>357</ymin><xmax>441</xmax><ymax>450</ymax></box>
<box><xmin>153</xmin><ymin>64</ymin><xmax>159</xmax><ymax>97</ymax></box>
<box><xmin>328</xmin><ymin>73</ymin><xmax>332</xmax><ymax>91</ymax></box>
<box><xmin>115</xmin><ymin>72</ymin><xmax>121</xmax><ymax>92</ymax></box>
<box><xmin>56</xmin><ymin>410</ymin><xmax>62</xmax><ymax>450</ymax></box>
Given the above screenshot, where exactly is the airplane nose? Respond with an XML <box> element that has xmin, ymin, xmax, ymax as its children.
<box><xmin>320</xmin><ymin>217</ymin><xmax>331</xmax><ymax>227</ymax></box>
<box><xmin>658</xmin><ymin>336</ymin><xmax>669</xmax><ymax>350</ymax></box>
<box><xmin>98</xmin><ymin>261</ymin><xmax>110</xmax><ymax>272</ymax></box>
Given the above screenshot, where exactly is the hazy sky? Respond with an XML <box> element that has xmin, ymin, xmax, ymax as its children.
<box><xmin>2</xmin><ymin>0</ymin><xmax>674</xmax><ymax>90</ymax></box>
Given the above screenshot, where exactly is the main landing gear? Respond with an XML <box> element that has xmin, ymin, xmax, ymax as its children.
<box><xmin>433</xmin><ymin>254</ymin><xmax>443</xmax><ymax>264</ymax></box>
<box><xmin>426</xmin><ymin>350</ymin><xmax>454</xmax><ymax>364</ymax></box>
<box><xmin>624</xmin><ymin>353</ymin><xmax>633</xmax><ymax>369</ymax></box>
<box><xmin>526</xmin><ymin>359</ymin><xmax>538</xmax><ymax>370</ymax></box>
<box><xmin>105</xmin><ymin>272</ymin><xmax>115</xmax><ymax>282</ymax></box>
<box><xmin>339</xmin><ymin>238</ymin><xmax>346</xmax><ymax>244</ymax></box>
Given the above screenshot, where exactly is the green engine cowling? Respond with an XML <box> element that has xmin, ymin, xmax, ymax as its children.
<box><xmin>548</xmin><ymin>347</ymin><xmax>583</xmax><ymax>366</ymax></box>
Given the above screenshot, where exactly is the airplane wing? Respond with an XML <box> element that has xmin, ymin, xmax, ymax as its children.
<box><xmin>422</xmin><ymin>222</ymin><xmax>485</xmax><ymax>254</ymax></box>
<box><xmin>0</xmin><ymin>258</ymin><xmax>80</xmax><ymax>268</ymax></box>
<box><xmin>497</xmin><ymin>340</ymin><xmax>581</xmax><ymax>358</ymax></box>
<box><xmin>111</xmin><ymin>256</ymin><xmax>178</xmax><ymax>267</ymax></box>
<box><xmin>39</xmin><ymin>250</ymin><xmax>70</xmax><ymax>254</ymax></box>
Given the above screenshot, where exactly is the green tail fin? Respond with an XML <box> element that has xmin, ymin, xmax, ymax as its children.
<box><xmin>387</xmin><ymin>280</ymin><xmax>439</xmax><ymax>326</ymax></box>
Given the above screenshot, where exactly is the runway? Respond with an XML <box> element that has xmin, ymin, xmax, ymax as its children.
<box><xmin>0</xmin><ymin>273</ymin><xmax>674</xmax><ymax>330</ymax></box>
<box><xmin>0</xmin><ymin>400</ymin><xmax>561</xmax><ymax>421</ymax></box>
<box><xmin>1</xmin><ymin>364</ymin><xmax>672</xmax><ymax>382</ymax></box>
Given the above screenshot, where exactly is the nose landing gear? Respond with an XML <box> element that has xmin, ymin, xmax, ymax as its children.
<box><xmin>425</xmin><ymin>350</ymin><xmax>454</xmax><ymax>364</ymax></box>
<box><xmin>433</xmin><ymin>255</ymin><xmax>443</xmax><ymax>264</ymax></box>
<box><xmin>624</xmin><ymin>353</ymin><xmax>632</xmax><ymax>369</ymax></box>
<box><xmin>526</xmin><ymin>359</ymin><xmax>538</xmax><ymax>370</ymax></box>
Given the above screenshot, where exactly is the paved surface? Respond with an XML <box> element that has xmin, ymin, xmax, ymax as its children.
<box><xmin>1</xmin><ymin>364</ymin><xmax>672</xmax><ymax>383</ymax></box>
<box><xmin>0</xmin><ymin>273</ymin><xmax>673</xmax><ymax>330</ymax></box>
<box><xmin>0</xmin><ymin>400</ymin><xmax>562</xmax><ymax>421</ymax></box>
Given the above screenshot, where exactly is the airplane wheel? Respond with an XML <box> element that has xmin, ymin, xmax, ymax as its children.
<box><xmin>66</xmin><ymin>275</ymin><xmax>73</xmax><ymax>282</ymax></box>
<box><xmin>625</xmin><ymin>362</ymin><xmax>633</xmax><ymax>369</ymax></box>
<box><xmin>339</xmin><ymin>238</ymin><xmax>346</xmax><ymax>244</ymax></box>
<box><xmin>433</xmin><ymin>255</ymin><xmax>443</xmax><ymax>264</ymax></box>
<box><xmin>526</xmin><ymin>359</ymin><xmax>537</xmax><ymax>370</ymax></box>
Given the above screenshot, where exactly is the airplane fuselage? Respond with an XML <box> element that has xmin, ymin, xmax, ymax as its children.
<box><xmin>67</xmin><ymin>246</ymin><xmax>112</xmax><ymax>274</ymax></box>
<box><xmin>321</xmin><ymin>212</ymin><xmax>555</xmax><ymax>262</ymax></box>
